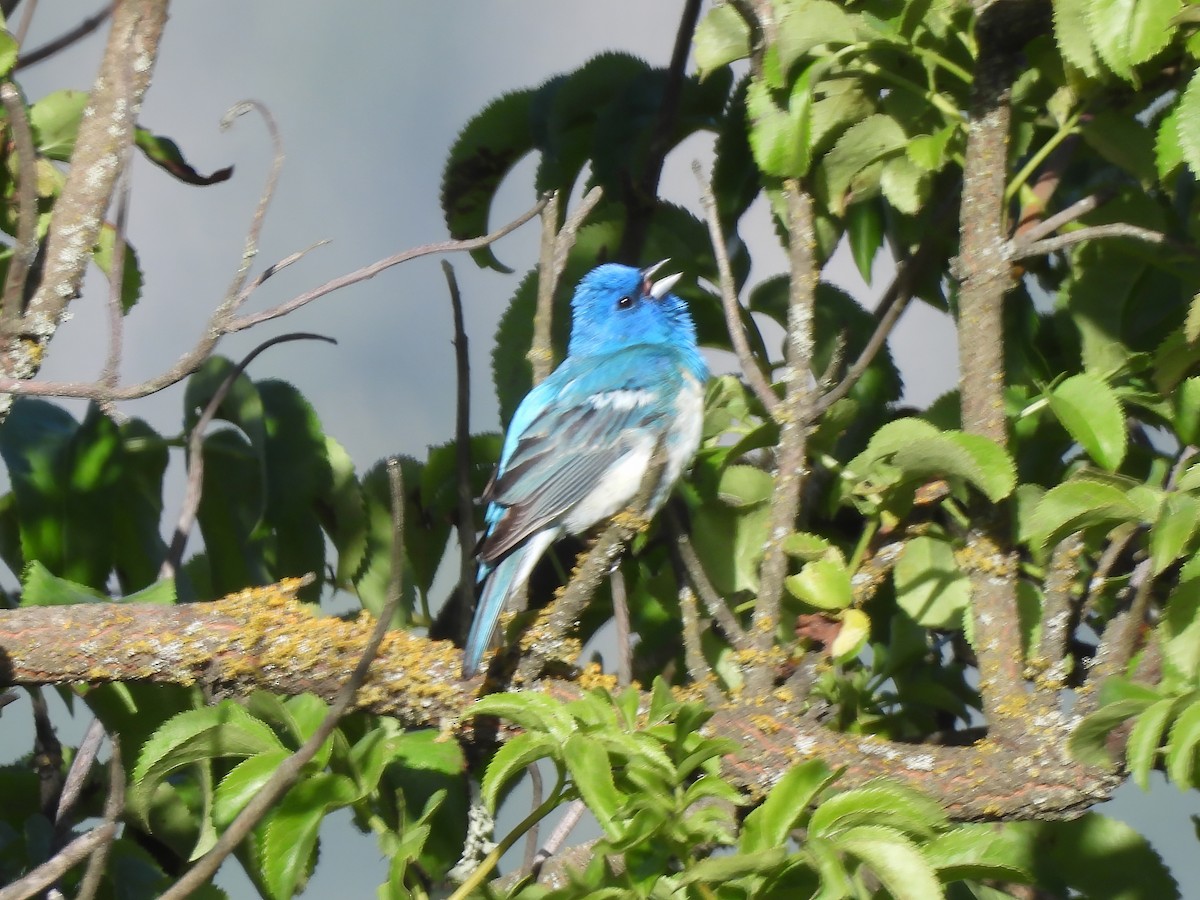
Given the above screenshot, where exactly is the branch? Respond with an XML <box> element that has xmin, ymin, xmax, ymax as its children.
<box><xmin>668</xmin><ymin>510</ymin><xmax>748</xmax><ymax>650</ymax></box>
<box><xmin>75</xmin><ymin>737</ymin><xmax>123</xmax><ymax>900</ymax></box>
<box><xmin>0</xmin><ymin>0</ymin><xmax>168</xmax><ymax>420</ymax></box>
<box><xmin>159</xmin><ymin>462</ymin><xmax>406</xmax><ymax>900</ymax></box>
<box><xmin>0</xmin><ymin>823</ymin><xmax>117</xmax><ymax>900</ymax></box>
<box><xmin>746</xmin><ymin>181</ymin><xmax>817</xmax><ymax>695</ymax></box>
<box><xmin>695</xmin><ymin>161</ymin><xmax>780</xmax><ymax>417</ymax></box>
<box><xmin>1034</xmin><ymin>533</ymin><xmax>1084</xmax><ymax>693</ymax></box>
<box><xmin>15</xmin><ymin>4</ymin><xmax>112</xmax><ymax>70</ymax></box>
<box><xmin>443</xmin><ymin>261</ymin><xmax>476</xmax><ymax>642</ymax></box>
<box><xmin>0</xmin><ymin>585</ymin><xmax>1121</xmax><ymax>821</ymax></box>
<box><xmin>1010</xmin><ymin>222</ymin><xmax>1175</xmax><ymax>261</ymax></box>
<box><xmin>1011</xmin><ymin>190</ymin><xmax>1109</xmax><ymax>247</ymax></box>
<box><xmin>678</xmin><ymin>584</ymin><xmax>723</xmax><ymax>704</ymax></box>
<box><xmin>0</xmin><ymin>81</ymin><xmax>37</xmax><ymax>326</ymax></box>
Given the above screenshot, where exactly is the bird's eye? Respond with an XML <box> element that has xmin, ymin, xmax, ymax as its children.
<box><xmin>616</xmin><ymin>295</ymin><xmax>634</xmax><ymax>310</ymax></box>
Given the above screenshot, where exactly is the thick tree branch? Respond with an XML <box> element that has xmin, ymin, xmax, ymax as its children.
<box><xmin>0</xmin><ymin>0</ymin><xmax>168</xmax><ymax>420</ymax></box>
<box><xmin>0</xmin><ymin>585</ymin><xmax>1121</xmax><ymax>822</ymax></box>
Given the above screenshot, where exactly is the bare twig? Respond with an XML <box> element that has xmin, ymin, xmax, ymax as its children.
<box><xmin>159</xmin><ymin>332</ymin><xmax>336</xmax><ymax>580</ymax></box>
<box><xmin>443</xmin><ymin>261</ymin><xmax>476</xmax><ymax>643</ymax></box>
<box><xmin>530</xmin><ymin>801</ymin><xmax>587</xmax><ymax>878</ymax></box>
<box><xmin>0</xmin><ymin>81</ymin><xmax>38</xmax><ymax>326</ymax></box>
<box><xmin>75</xmin><ymin>737</ymin><xmax>123</xmax><ymax>900</ymax></box>
<box><xmin>679</xmin><ymin>584</ymin><xmax>723</xmax><ymax>704</ymax></box>
<box><xmin>522</xmin><ymin>763</ymin><xmax>544</xmax><ymax>874</ymax></box>
<box><xmin>695</xmin><ymin>161</ymin><xmax>780</xmax><ymax>417</ymax></box>
<box><xmin>27</xmin><ymin>686</ymin><xmax>63</xmax><ymax>817</ymax></box>
<box><xmin>15</xmin><ymin>4</ymin><xmax>112</xmax><ymax>70</ymax></box>
<box><xmin>530</xmin><ymin>191</ymin><xmax>562</xmax><ymax>385</ymax></box>
<box><xmin>610</xmin><ymin>570</ymin><xmax>632</xmax><ymax>688</ymax></box>
<box><xmin>668</xmin><ymin>510</ymin><xmax>748</xmax><ymax>649</ymax></box>
<box><xmin>1012</xmin><ymin>191</ymin><xmax>1109</xmax><ymax>247</ymax></box>
<box><xmin>0</xmin><ymin>823</ymin><xmax>117</xmax><ymax>900</ymax></box>
<box><xmin>0</xmin><ymin>199</ymin><xmax>548</xmax><ymax>403</ymax></box>
<box><xmin>746</xmin><ymin>182</ymin><xmax>817</xmax><ymax>695</ymax></box>
<box><xmin>159</xmin><ymin>463</ymin><xmax>406</xmax><ymax>900</ymax></box>
<box><xmin>1010</xmin><ymin>222</ymin><xmax>1174</xmax><ymax>260</ymax></box>
<box><xmin>12</xmin><ymin>0</ymin><xmax>37</xmax><ymax>46</ymax></box>
<box><xmin>225</xmin><ymin>196</ymin><xmax>549</xmax><ymax>333</ymax></box>
<box><xmin>54</xmin><ymin>718</ymin><xmax>105</xmax><ymax>826</ymax></box>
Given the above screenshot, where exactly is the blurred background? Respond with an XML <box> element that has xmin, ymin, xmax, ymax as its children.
<box><xmin>0</xmin><ymin>2</ymin><xmax>1194</xmax><ymax>896</ymax></box>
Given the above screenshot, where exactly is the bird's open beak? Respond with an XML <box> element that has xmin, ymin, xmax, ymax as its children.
<box><xmin>642</xmin><ymin>259</ymin><xmax>682</xmax><ymax>299</ymax></box>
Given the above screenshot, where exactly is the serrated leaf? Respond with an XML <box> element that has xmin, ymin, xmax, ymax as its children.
<box><xmin>818</xmin><ymin>113</ymin><xmax>906</xmax><ymax>215</ymax></box>
<box><xmin>1087</xmin><ymin>0</ymin><xmax>1180</xmax><ymax>82</ymax></box>
<box><xmin>1053</xmin><ymin>0</ymin><xmax>1101</xmax><ymax>77</ymax></box>
<box><xmin>833</xmin><ymin>825</ymin><xmax>944</xmax><ymax>900</ymax></box>
<box><xmin>893</xmin><ymin>535</ymin><xmax>970</xmax><ymax>629</ymax></box>
<box><xmin>1126</xmin><ymin>697</ymin><xmax>1180</xmax><ymax>790</ymax></box>
<box><xmin>880</xmin><ymin>155</ymin><xmax>927</xmax><ymax>215</ymax></box>
<box><xmin>776</xmin><ymin>0</ymin><xmax>858</xmax><ymax>75</ymax></box>
<box><xmin>261</xmin><ymin>774</ymin><xmax>358</xmax><ymax>900</ymax></box>
<box><xmin>786</xmin><ymin>556</ymin><xmax>853</xmax><ymax>610</ymax></box>
<box><xmin>1048</xmin><ymin>373</ymin><xmax>1127</xmax><ymax>471</ymax></box>
<box><xmin>20</xmin><ymin>560</ymin><xmax>106</xmax><ymax>606</ymax></box>
<box><xmin>1151</xmin><ymin>493</ymin><xmax>1200</xmax><ymax>575</ymax></box>
<box><xmin>481</xmin><ymin>732</ymin><xmax>555</xmax><ymax>813</ymax></box>
<box><xmin>782</xmin><ymin>532</ymin><xmax>836</xmax><ymax>560</ymax></box>
<box><xmin>1069</xmin><ymin>698</ymin><xmax>1153</xmax><ymax>767</ymax></box>
<box><xmin>564</xmin><ymin>733</ymin><xmax>623</xmax><ymax>838</ymax></box>
<box><xmin>906</xmin><ymin>126</ymin><xmax>956</xmax><ymax>172</ymax></box>
<box><xmin>1157</xmin><ymin>102</ymin><xmax>1186</xmax><ymax>183</ymax></box>
<box><xmin>809</xmin><ymin>781</ymin><xmax>948</xmax><ymax>841</ymax></box>
<box><xmin>213</xmin><ymin>750</ymin><xmax>291</xmax><ymax>827</ymax></box>
<box><xmin>1163</xmin><ymin>580</ymin><xmax>1200</xmax><ymax>682</ymax></box>
<box><xmin>694</xmin><ymin>3</ymin><xmax>750</xmax><ymax>78</ymax></box>
<box><xmin>923</xmin><ymin>823</ymin><xmax>1033</xmax><ymax>883</ymax></box>
<box><xmin>1024</xmin><ymin>479</ymin><xmax>1145</xmax><ymax>549</ymax></box>
<box><xmin>0</xmin><ymin>33</ymin><xmax>16</xmax><ymax>77</ymax></box>
<box><xmin>741</xmin><ymin>759</ymin><xmax>837</xmax><ymax>852</ymax></box>
<box><xmin>467</xmin><ymin>692</ymin><xmax>575</xmax><ymax>741</ymax></box>
<box><xmin>846</xmin><ymin>200</ymin><xmax>884</xmax><ymax>283</ymax></box>
<box><xmin>677</xmin><ymin>847</ymin><xmax>791</xmax><ymax>885</ymax></box>
<box><xmin>746</xmin><ymin>64</ymin><xmax>816</xmax><ymax>177</ymax></box>
<box><xmin>131</xmin><ymin>702</ymin><xmax>286</xmax><ymax>822</ymax></box>
<box><xmin>1177</xmin><ymin>71</ymin><xmax>1200</xmax><ymax>179</ymax></box>
<box><xmin>1166</xmin><ymin>699</ymin><xmax>1200</xmax><ymax>788</ymax></box>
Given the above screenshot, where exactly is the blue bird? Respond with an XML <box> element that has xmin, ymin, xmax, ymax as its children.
<box><xmin>462</xmin><ymin>261</ymin><xmax>709</xmax><ymax>678</ymax></box>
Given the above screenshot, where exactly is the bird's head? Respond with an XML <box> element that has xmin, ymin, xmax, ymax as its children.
<box><xmin>567</xmin><ymin>261</ymin><xmax>700</xmax><ymax>361</ymax></box>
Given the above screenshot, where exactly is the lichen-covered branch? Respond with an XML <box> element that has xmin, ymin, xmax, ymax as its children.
<box><xmin>0</xmin><ymin>581</ymin><xmax>1122</xmax><ymax>821</ymax></box>
<box><xmin>0</xmin><ymin>0</ymin><xmax>169</xmax><ymax>421</ymax></box>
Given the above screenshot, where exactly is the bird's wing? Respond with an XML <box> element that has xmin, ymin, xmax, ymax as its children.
<box><xmin>478</xmin><ymin>347</ymin><xmax>686</xmax><ymax>563</ymax></box>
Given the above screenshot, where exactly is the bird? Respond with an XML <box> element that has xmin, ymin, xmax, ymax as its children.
<box><xmin>461</xmin><ymin>260</ymin><xmax>709</xmax><ymax>678</ymax></box>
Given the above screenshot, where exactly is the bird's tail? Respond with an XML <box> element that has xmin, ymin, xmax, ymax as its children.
<box><xmin>462</xmin><ymin>549</ymin><xmax>526</xmax><ymax>678</ymax></box>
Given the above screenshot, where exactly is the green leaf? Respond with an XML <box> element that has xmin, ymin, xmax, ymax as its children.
<box><xmin>440</xmin><ymin>88</ymin><xmax>536</xmax><ymax>272</ymax></box>
<box><xmin>846</xmin><ymin>200</ymin><xmax>884</xmax><ymax>283</ymax></box>
<box><xmin>20</xmin><ymin>560</ymin><xmax>106</xmax><ymax>606</ymax></box>
<box><xmin>1151</xmin><ymin>493</ymin><xmax>1200</xmax><ymax>576</ymax></box>
<box><xmin>817</xmin><ymin>113</ymin><xmax>906</xmax><ymax>215</ymax></box>
<box><xmin>715</xmin><ymin>464</ymin><xmax>774</xmax><ymax>507</ymax></box>
<box><xmin>893</xmin><ymin>535</ymin><xmax>968</xmax><ymax>629</ymax></box>
<box><xmin>0</xmin><ymin>32</ymin><xmax>17</xmax><ymax>77</ymax></box>
<box><xmin>1024</xmin><ymin>479</ymin><xmax>1146</xmax><ymax>550</ymax></box>
<box><xmin>694</xmin><ymin>3</ymin><xmax>750</xmax><ymax>78</ymax></box>
<box><xmin>880</xmin><ymin>155</ymin><xmax>927</xmax><ymax>215</ymax></box>
<box><xmin>467</xmin><ymin>692</ymin><xmax>575</xmax><ymax>741</ymax></box>
<box><xmin>830</xmin><ymin>609</ymin><xmax>870</xmax><ymax>662</ymax></box>
<box><xmin>1087</xmin><ymin>0</ymin><xmax>1180</xmax><ymax>82</ymax></box>
<box><xmin>1047</xmin><ymin>373</ymin><xmax>1127</xmax><ymax>471</ymax></box>
<box><xmin>130</xmin><ymin>702</ymin><xmax>286</xmax><ymax>823</ymax></box>
<box><xmin>134</xmin><ymin>127</ymin><xmax>233</xmax><ymax>185</ymax></box>
<box><xmin>213</xmin><ymin>750</ymin><xmax>291</xmax><ymax>827</ymax></box>
<box><xmin>906</xmin><ymin>126</ymin><xmax>957</xmax><ymax>173</ymax></box>
<box><xmin>91</xmin><ymin>223</ymin><xmax>144</xmax><ymax>314</ymax></box>
<box><xmin>564</xmin><ymin>733</ymin><xmax>623</xmax><ymax>838</ymax></box>
<box><xmin>776</xmin><ymin>0</ymin><xmax>858</xmax><ymax>75</ymax></box>
<box><xmin>923</xmin><ymin>823</ymin><xmax>1033</xmax><ymax>883</ymax></box>
<box><xmin>1069</xmin><ymin>698</ymin><xmax>1153</xmax><ymax>767</ymax></box>
<box><xmin>746</xmin><ymin>63</ymin><xmax>816</xmax><ymax>177</ymax></box>
<box><xmin>261</xmin><ymin>773</ymin><xmax>358</xmax><ymax>900</ymax></box>
<box><xmin>1163</xmin><ymin>580</ymin><xmax>1200</xmax><ymax>682</ymax></box>
<box><xmin>1126</xmin><ymin>697</ymin><xmax>1180</xmax><ymax>790</ymax></box>
<box><xmin>690</xmin><ymin>500</ymin><xmax>770</xmax><ymax>595</ymax></box>
<box><xmin>741</xmin><ymin>759</ymin><xmax>837</xmax><ymax>852</ymax></box>
<box><xmin>785</xmin><ymin>556</ymin><xmax>853</xmax><ymax>611</ymax></box>
<box><xmin>677</xmin><ymin>847</ymin><xmax>791</xmax><ymax>885</ymax></box>
<box><xmin>1176</xmin><ymin>71</ymin><xmax>1200</xmax><ymax>180</ymax></box>
<box><xmin>833</xmin><ymin>825</ymin><xmax>944</xmax><ymax>900</ymax></box>
<box><xmin>481</xmin><ymin>732</ymin><xmax>555</xmax><ymax>813</ymax></box>
<box><xmin>28</xmin><ymin>89</ymin><xmax>89</xmax><ymax>160</ymax></box>
<box><xmin>1052</xmin><ymin>0</ymin><xmax>1101</xmax><ymax>77</ymax></box>
<box><xmin>1157</xmin><ymin>101</ymin><xmax>1186</xmax><ymax>183</ymax></box>
<box><xmin>809</xmin><ymin>781</ymin><xmax>948</xmax><ymax>841</ymax></box>
<box><xmin>1166</xmin><ymin>698</ymin><xmax>1200</xmax><ymax>787</ymax></box>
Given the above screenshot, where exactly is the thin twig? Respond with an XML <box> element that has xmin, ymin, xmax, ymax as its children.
<box><xmin>1010</xmin><ymin>222</ymin><xmax>1174</xmax><ymax>260</ymax></box>
<box><xmin>443</xmin><ymin>261</ymin><xmax>476</xmax><ymax>644</ymax></box>
<box><xmin>746</xmin><ymin>182</ymin><xmax>817</xmax><ymax>695</ymax></box>
<box><xmin>610</xmin><ymin>570</ymin><xmax>632</xmax><ymax>688</ymax></box>
<box><xmin>679</xmin><ymin>584</ymin><xmax>723</xmax><ymax>704</ymax></box>
<box><xmin>27</xmin><ymin>686</ymin><xmax>63</xmax><ymax>818</ymax></box>
<box><xmin>225</xmin><ymin>196</ymin><xmax>549</xmax><ymax>333</ymax></box>
<box><xmin>522</xmin><ymin>763</ymin><xmax>544</xmax><ymax>875</ymax></box>
<box><xmin>695</xmin><ymin>161</ymin><xmax>780</xmax><ymax>417</ymax></box>
<box><xmin>75</xmin><ymin>737</ymin><xmax>123</xmax><ymax>900</ymax></box>
<box><xmin>0</xmin><ymin>200</ymin><xmax>547</xmax><ymax>403</ymax></box>
<box><xmin>159</xmin><ymin>332</ymin><xmax>336</xmax><ymax>579</ymax></box>
<box><xmin>54</xmin><ymin>718</ymin><xmax>105</xmax><ymax>826</ymax></box>
<box><xmin>99</xmin><ymin>165</ymin><xmax>131</xmax><ymax>411</ymax></box>
<box><xmin>0</xmin><ymin>824</ymin><xmax>117</xmax><ymax>900</ymax></box>
<box><xmin>15</xmin><ymin>4</ymin><xmax>112</xmax><ymax>70</ymax></box>
<box><xmin>12</xmin><ymin>0</ymin><xmax>38</xmax><ymax>46</ymax></box>
<box><xmin>159</xmin><ymin>463</ymin><xmax>406</xmax><ymax>900</ymax></box>
<box><xmin>668</xmin><ymin>510</ymin><xmax>748</xmax><ymax>649</ymax></box>
<box><xmin>1012</xmin><ymin>191</ymin><xmax>1109</xmax><ymax>247</ymax></box>
<box><xmin>531</xmin><ymin>801</ymin><xmax>587</xmax><ymax>878</ymax></box>
<box><xmin>0</xmin><ymin>81</ymin><xmax>37</xmax><ymax>326</ymax></box>
<box><xmin>530</xmin><ymin>191</ymin><xmax>562</xmax><ymax>385</ymax></box>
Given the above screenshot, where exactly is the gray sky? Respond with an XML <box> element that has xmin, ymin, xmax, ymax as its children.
<box><xmin>4</xmin><ymin>2</ymin><xmax>1195</xmax><ymax>897</ymax></box>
